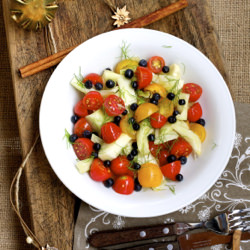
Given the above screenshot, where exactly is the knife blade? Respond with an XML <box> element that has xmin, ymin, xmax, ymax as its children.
<box><xmin>115</xmin><ymin>231</ymin><xmax>250</xmax><ymax>250</ymax></box>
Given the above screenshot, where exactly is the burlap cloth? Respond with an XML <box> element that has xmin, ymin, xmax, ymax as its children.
<box><xmin>0</xmin><ymin>0</ymin><xmax>249</xmax><ymax>249</ymax></box>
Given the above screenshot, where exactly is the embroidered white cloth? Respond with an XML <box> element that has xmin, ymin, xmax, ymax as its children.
<box><xmin>73</xmin><ymin>103</ymin><xmax>250</xmax><ymax>250</ymax></box>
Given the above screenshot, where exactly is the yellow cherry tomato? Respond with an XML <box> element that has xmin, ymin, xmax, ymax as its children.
<box><xmin>134</xmin><ymin>103</ymin><xmax>159</xmax><ymax>123</ymax></box>
<box><xmin>189</xmin><ymin>123</ymin><xmax>206</xmax><ymax>142</ymax></box>
<box><xmin>120</xmin><ymin>115</ymin><xmax>137</xmax><ymax>139</ymax></box>
<box><xmin>138</xmin><ymin>163</ymin><xmax>163</xmax><ymax>188</ymax></box>
<box><xmin>144</xmin><ymin>83</ymin><xmax>167</xmax><ymax>98</ymax></box>
<box><xmin>158</xmin><ymin>98</ymin><xmax>174</xmax><ymax>118</ymax></box>
<box><xmin>115</xmin><ymin>59</ymin><xmax>139</xmax><ymax>74</ymax></box>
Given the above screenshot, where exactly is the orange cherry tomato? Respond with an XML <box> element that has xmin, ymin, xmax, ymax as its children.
<box><xmin>73</xmin><ymin>117</ymin><xmax>92</xmax><ymax>137</ymax></box>
<box><xmin>138</xmin><ymin>163</ymin><xmax>163</xmax><ymax>188</ymax></box>
<box><xmin>182</xmin><ymin>83</ymin><xmax>202</xmax><ymax>102</ymax></box>
<box><xmin>101</xmin><ymin>122</ymin><xmax>121</xmax><ymax>143</ymax></box>
<box><xmin>73</xmin><ymin>138</ymin><xmax>93</xmax><ymax>160</ymax></box>
<box><xmin>161</xmin><ymin>161</ymin><xmax>181</xmax><ymax>181</ymax></box>
<box><xmin>74</xmin><ymin>99</ymin><xmax>88</xmax><ymax>117</ymax></box>
<box><xmin>83</xmin><ymin>73</ymin><xmax>103</xmax><ymax>85</ymax></box>
<box><xmin>150</xmin><ymin>112</ymin><xmax>167</xmax><ymax>128</ymax></box>
<box><xmin>170</xmin><ymin>138</ymin><xmax>192</xmax><ymax>158</ymax></box>
<box><xmin>188</xmin><ymin>102</ymin><xmax>202</xmax><ymax>122</ymax></box>
<box><xmin>134</xmin><ymin>103</ymin><xmax>159</xmax><ymax>123</ymax></box>
<box><xmin>104</xmin><ymin>95</ymin><xmax>125</xmax><ymax>116</ymax></box>
<box><xmin>119</xmin><ymin>115</ymin><xmax>136</xmax><ymax>139</ymax></box>
<box><xmin>147</xmin><ymin>56</ymin><xmax>165</xmax><ymax>74</ymax></box>
<box><xmin>90</xmin><ymin>158</ymin><xmax>112</xmax><ymax>181</ymax></box>
<box><xmin>158</xmin><ymin>98</ymin><xmax>174</xmax><ymax>119</ymax></box>
<box><xmin>82</xmin><ymin>91</ymin><xmax>104</xmax><ymax>111</ymax></box>
<box><xmin>189</xmin><ymin>123</ymin><xmax>206</xmax><ymax>142</ymax></box>
<box><xmin>135</xmin><ymin>66</ymin><xmax>153</xmax><ymax>89</ymax></box>
<box><xmin>113</xmin><ymin>175</ymin><xmax>134</xmax><ymax>195</ymax></box>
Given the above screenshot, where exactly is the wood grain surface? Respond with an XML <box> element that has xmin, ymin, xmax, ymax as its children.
<box><xmin>2</xmin><ymin>0</ymin><xmax>230</xmax><ymax>249</ymax></box>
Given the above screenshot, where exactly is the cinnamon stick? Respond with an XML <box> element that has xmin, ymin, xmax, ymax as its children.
<box><xmin>19</xmin><ymin>0</ymin><xmax>188</xmax><ymax>78</ymax></box>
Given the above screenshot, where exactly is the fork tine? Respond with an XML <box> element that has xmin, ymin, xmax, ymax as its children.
<box><xmin>229</xmin><ymin>214</ymin><xmax>250</xmax><ymax>223</ymax></box>
<box><xmin>229</xmin><ymin>207</ymin><xmax>250</xmax><ymax>216</ymax></box>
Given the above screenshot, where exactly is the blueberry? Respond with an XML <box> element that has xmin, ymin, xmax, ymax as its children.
<box><xmin>132</xmin><ymin>142</ymin><xmax>138</xmax><ymax>149</ymax></box>
<box><xmin>167</xmin><ymin>154</ymin><xmax>177</xmax><ymax>163</ymax></box>
<box><xmin>131</xmin><ymin>149</ymin><xmax>138</xmax><ymax>156</ymax></box>
<box><xmin>122</xmin><ymin>109</ymin><xmax>128</xmax><ymax>116</ymax></box>
<box><xmin>148</xmin><ymin>134</ymin><xmax>155</xmax><ymax>141</ymax></box>
<box><xmin>95</xmin><ymin>82</ymin><xmax>103</xmax><ymax>90</ymax></box>
<box><xmin>69</xmin><ymin>134</ymin><xmax>78</xmax><ymax>143</ymax></box>
<box><xmin>167</xmin><ymin>92</ymin><xmax>175</xmax><ymax>100</ymax></box>
<box><xmin>196</xmin><ymin>118</ymin><xmax>206</xmax><ymax>126</ymax></box>
<box><xmin>104</xmin><ymin>160</ymin><xmax>111</xmax><ymax>167</ymax></box>
<box><xmin>106</xmin><ymin>79</ymin><xmax>115</xmax><ymax>88</ymax></box>
<box><xmin>128</xmin><ymin>117</ymin><xmax>135</xmax><ymax>124</ymax></box>
<box><xmin>124</xmin><ymin>69</ymin><xmax>134</xmax><ymax>79</ymax></box>
<box><xmin>152</xmin><ymin>93</ymin><xmax>161</xmax><ymax>101</ymax></box>
<box><xmin>127</xmin><ymin>154</ymin><xmax>134</xmax><ymax>161</ymax></box>
<box><xmin>130</xmin><ymin>103</ymin><xmax>138</xmax><ymax>111</ymax></box>
<box><xmin>84</xmin><ymin>80</ymin><xmax>93</xmax><ymax>89</ymax></box>
<box><xmin>150</xmin><ymin>99</ymin><xmax>158</xmax><ymax>105</ymax></box>
<box><xmin>91</xmin><ymin>152</ymin><xmax>98</xmax><ymax>158</ymax></box>
<box><xmin>132</xmin><ymin>123</ymin><xmax>140</xmax><ymax>131</ymax></box>
<box><xmin>173</xmin><ymin>110</ymin><xmax>179</xmax><ymax>116</ymax></box>
<box><xmin>176</xmin><ymin>174</ymin><xmax>183</xmax><ymax>181</ymax></box>
<box><xmin>71</xmin><ymin>115</ymin><xmax>79</xmax><ymax>124</ymax></box>
<box><xmin>133</xmin><ymin>163</ymin><xmax>141</xmax><ymax>170</ymax></box>
<box><xmin>114</xmin><ymin>116</ymin><xmax>121</xmax><ymax>125</ymax></box>
<box><xmin>134</xmin><ymin>178</ymin><xmax>142</xmax><ymax>191</ymax></box>
<box><xmin>178</xmin><ymin>99</ymin><xmax>186</xmax><ymax>105</ymax></box>
<box><xmin>168</xmin><ymin>116</ymin><xmax>177</xmax><ymax>124</ymax></box>
<box><xmin>103</xmin><ymin>178</ymin><xmax>114</xmax><ymax>188</ymax></box>
<box><xmin>83</xmin><ymin>130</ymin><xmax>92</xmax><ymax>139</ymax></box>
<box><xmin>138</xmin><ymin>59</ymin><xmax>147</xmax><ymax>67</ymax></box>
<box><xmin>131</xmin><ymin>81</ymin><xmax>138</xmax><ymax>90</ymax></box>
<box><xmin>162</xmin><ymin>66</ymin><xmax>170</xmax><ymax>73</ymax></box>
<box><xmin>93</xmin><ymin>143</ymin><xmax>101</xmax><ymax>151</ymax></box>
<box><xmin>179</xmin><ymin>156</ymin><xmax>187</xmax><ymax>165</ymax></box>
<box><xmin>105</xmin><ymin>68</ymin><xmax>111</xmax><ymax>71</ymax></box>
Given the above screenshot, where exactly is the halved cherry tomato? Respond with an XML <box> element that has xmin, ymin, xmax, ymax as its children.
<box><xmin>101</xmin><ymin>122</ymin><xmax>121</xmax><ymax>143</ymax></box>
<box><xmin>161</xmin><ymin>161</ymin><xmax>181</xmax><ymax>181</ymax></box>
<box><xmin>144</xmin><ymin>83</ymin><xmax>167</xmax><ymax>98</ymax></box>
<box><xmin>149</xmin><ymin>141</ymin><xmax>166</xmax><ymax>157</ymax></box>
<box><xmin>170</xmin><ymin>138</ymin><xmax>192</xmax><ymax>158</ymax></box>
<box><xmin>111</xmin><ymin>156</ymin><xmax>134</xmax><ymax>176</ymax></box>
<box><xmin>135</xmin><ymin>66</ymin><xmax>153</xmax><ymax>89</ymax></box>
<box><xmin>158</xmin><ymin>149</ymin><xmax>169</xmax><ymax>166</ymax></box>
<box><xmin>158</xmin><ymin>98</ymin><xmax>174</xmax><ymax>118</ymax></box>
<box><xmin>134</xmin><ymin>103</ymin><xmax>159</xmax><ymax>123</ymax></box>
<box><xmin>115</xmin><ymin>59</ymin><xmax>138</xmax><ymax>74</ymax></box>
<box><xmin>82</xmin><ymin>91</ymin><xmax>104</xmax><ymax>111</ymax></box>
<box><xmin>73</xmin><ymin>138</ymin><xmax>93</xmax><ymax>160</ymax></box>
<box><xmin>113</xmin><ymin>175</ymin><xmax>134</xmax><ymax>195</ymax></box>
<box><xmin>83</xmin><ymin>73</ymin><xmax>103</xmax><ymax>85</ymax></box>
<box><xmin>73</xmin><ymin>117</ymin><xmax>92</xmax><ymax>137</ymax></box>
<box><xmin>90</xmin><ymin>158</ymin><xmax>111</xmax><ymax>181</ymax></box>
<box><xmin>188</xmin><ymin>102</ymin><xmax>202</xmax><ymax>122</ymax></box>
<box><xmin>74</xmin><ymin>99</ymin><xmax>88</xmax><ymax>117</ymax></box>
<box><xmin>182</xmin><ymin>83</ymin><xmax>202</xmax><ymax>102</ymax></box>
<box><xmin>104</xmin><ymin>95</ymin><xmax>125</xmax><ymax>116</ymax></box>
<box><xmin>120</xmin><ymin>115</ymin><xmax>136</xmax><ymax>139</ymax></box>
<box><xmin>150</xmin><ymin>112</ymin><xmax>167</xmax><ymax>128</ymax></box>
<box><xmin>138</xmin><ymin>163</ymin><xmax>163</xmax><ymax>188</ymax></box>
<box><xmin>147</xmin><ymin>56</ymin><xmax>165</xmax><ymax>74</ymax></box>
<box><xmin>189</xmin><ymin>123</ymin><xmax>206</xmax><ymax>142</ymax></box>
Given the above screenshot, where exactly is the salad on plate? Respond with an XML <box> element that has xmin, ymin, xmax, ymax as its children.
<box><xmin>65</xmin><ymin>51</ymin><xmax>206</xmax><ymax>195</ymax></box>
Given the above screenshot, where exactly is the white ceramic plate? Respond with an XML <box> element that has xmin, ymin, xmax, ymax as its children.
<box><xmin>39</xmin><ymin>28</ymin><xmax>235</xmax><ymax>218</ymax></box>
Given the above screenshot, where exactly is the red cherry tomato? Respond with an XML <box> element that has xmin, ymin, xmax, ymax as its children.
<box><xmin>158</xmin><ymin>149</ymin><xmax>169</xmax><ymax>166</ymax></box>
<box><xmin>73</xmin><ymin>138</ymin><xmax>93</xmax><ymax>160</ymax></box>
<box><xmin>73</xmin><ymin>117</ymin><xmax>92</xmax><ymax>137</ymax></box>
<box><xmin>74</xmin><ymin>99</ymin><xmax>88</xmax><ymax>117</ymax></box>
<box><xmin>188</xmin><ymin>102</ymin><xmax>202</xmax><ymax>122</ymax></box>
<box><xmin>170</xmin><ymin>138</ymin><xmax>192</xmax><ymax>158</ymax></box>
<box><xmin>150</xmin><ymin>112</ymin><xmax>167</xmax><ymax>128</ymax></box>
<box><xmin>101</xmin><ymin>122</ymin><xmax>122</xmax><ymax>143</ymax></box>
<box><xmin>82</xmin><ymin>91</ymin><xmax>104</xmax><ymax>111</ymax></box>
<box><xmin>90</xmin><ymin>158</ymin><xmax>112</xmax><ymax>181</ymax></box>
<box><xmin>182</xmin><ymin>83</ymin><xmax>202</xmax><ymax>102</ymax></box>
<box><xmin>161</xmin><ymin>161</ymin><xmax>181</xmax><ymax>181</ymax></box>
<box><xmin>111</xmin><ymin>156</ymin><xmax>134</xmax><ymax>176</ymax></box>
<box><xmin>83</xmin><ymin>73</ymin><xmax>103</xmax><ymax>85</ymax></box>
<box><xmin>149</xmin><ymin>141</ymin><xmax>166</xmax><ymax>157</ymax></box>
<box><xmin>147</xmin><ymin>56</ymin><xmax>165</xmax><ymax>74</ymax></box>
<box><xmin>113</xmin><ymin>175</ymin><xmax>134</xmax><ymax>195</ymax></box>
<box><xmin>135</xmin><ymin>66</ymin><xmax>153</xmax><ymax>89</ymax></box>
<box><xmin>104</xmin><ymin>95</ymin><xmax>125</xmax><ymax>116</ymax></box>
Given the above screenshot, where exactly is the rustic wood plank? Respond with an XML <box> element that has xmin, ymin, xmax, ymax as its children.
<box><xmin>2</xmin><ymin>0</ymin><xmax>230</xmax><ymax>249</ymax></box>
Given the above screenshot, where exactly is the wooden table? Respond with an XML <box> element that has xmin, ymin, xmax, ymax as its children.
<box><xmin>2</xmin><ymin>0</ymin><xmax>230</xmax><ymax>249</ymax></box>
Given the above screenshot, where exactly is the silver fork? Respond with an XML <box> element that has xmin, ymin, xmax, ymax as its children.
<box><xmin>88</xmin><ymin>208</ymin><xmax>250</xmax><ymax>248</ymax></box>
